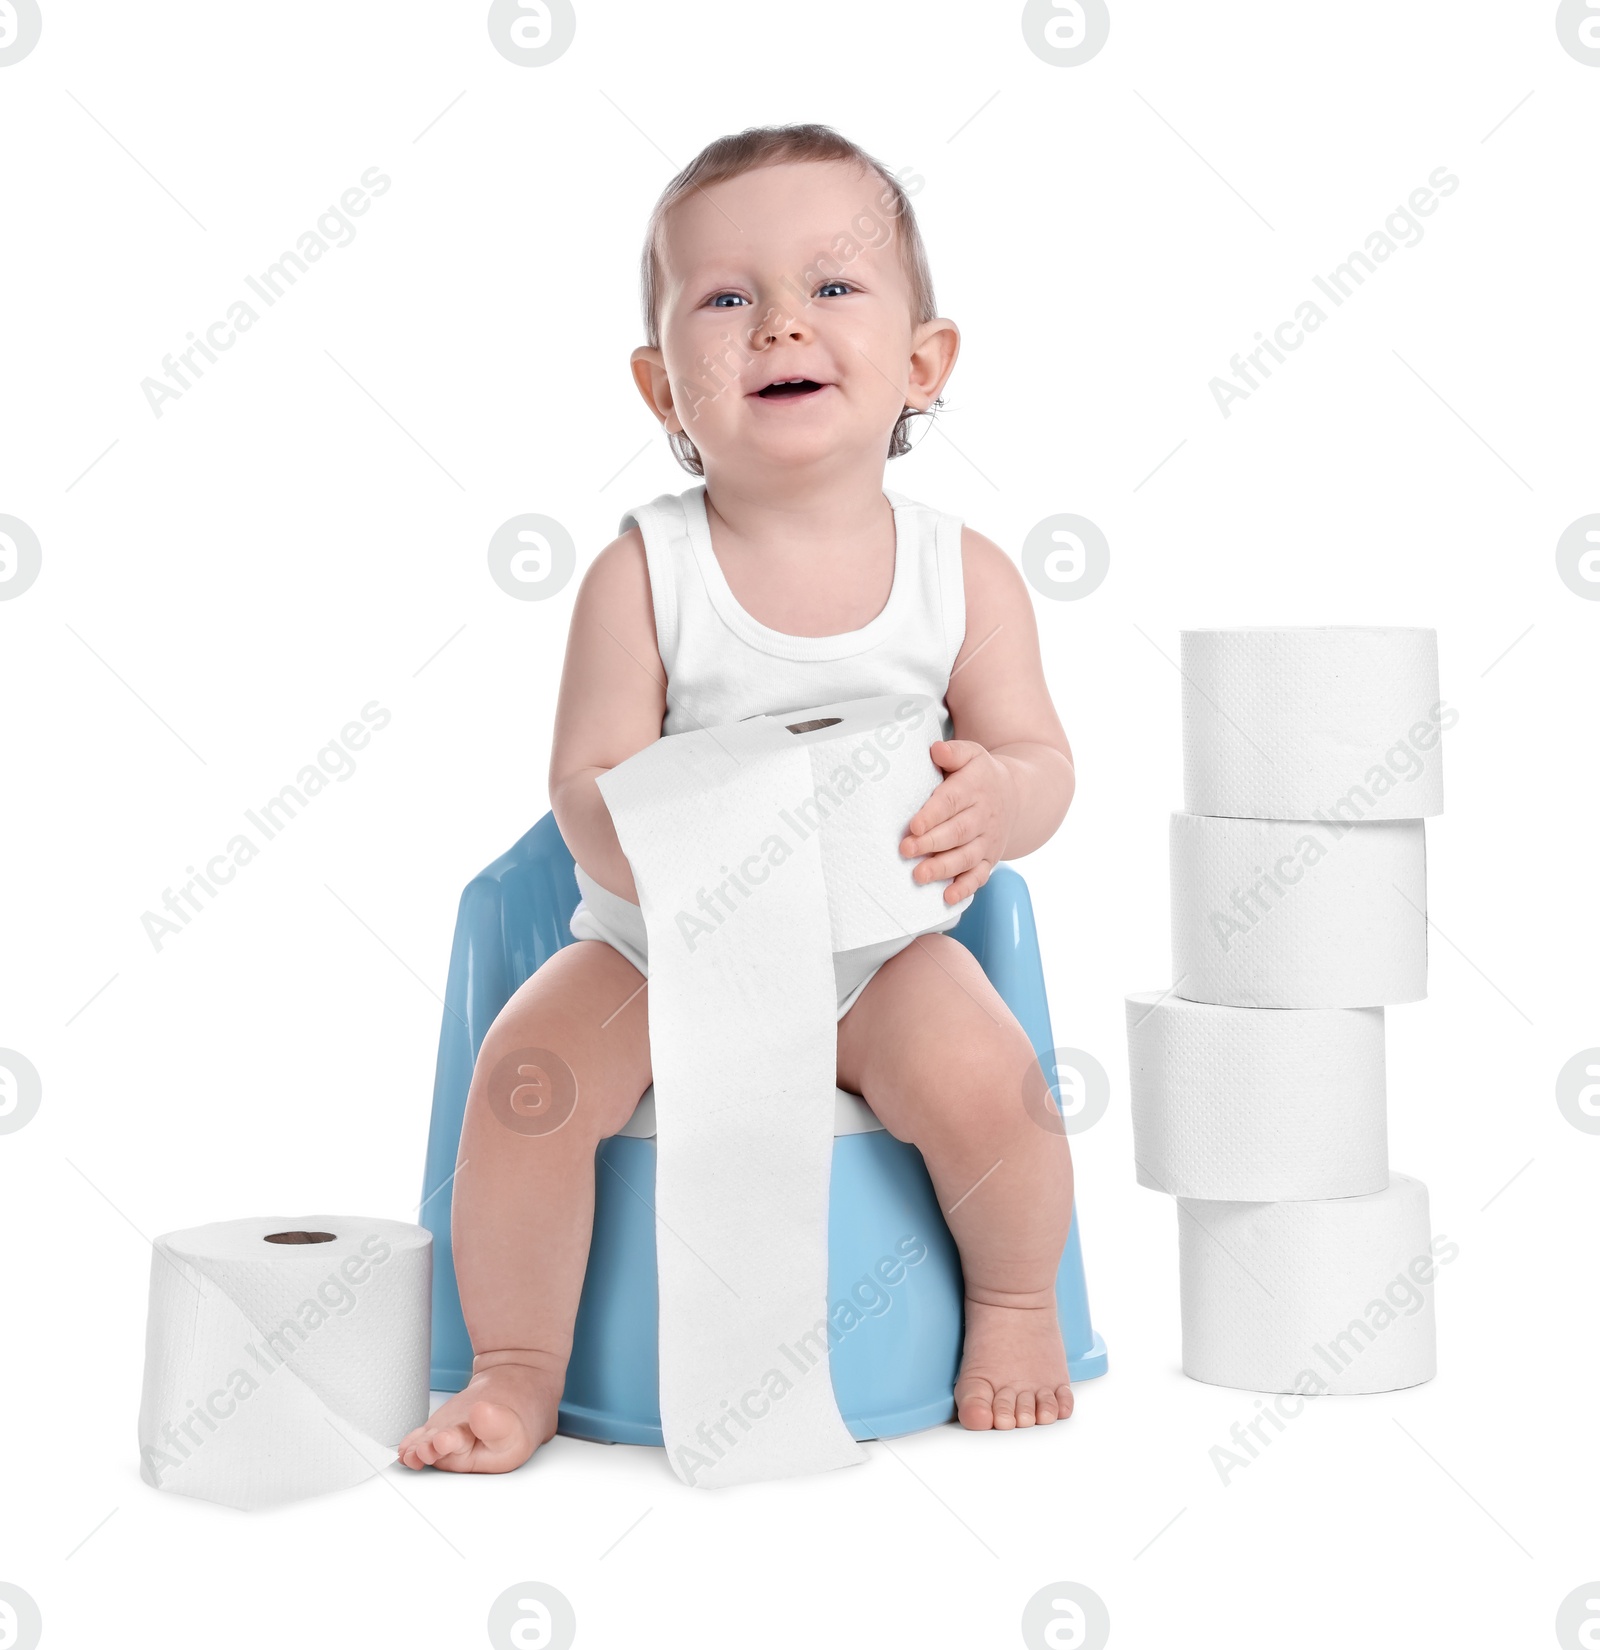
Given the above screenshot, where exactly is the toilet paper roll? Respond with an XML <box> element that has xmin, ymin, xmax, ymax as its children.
<box><xmin>1178</xmin><ymin>1175</ymin><xmax>1438</xmax><ymax>1394</ymax></box>
<box><xmin>1170</xmin><ymin>811</ymin><xmax>1427</xmax><ymax>1007</ymax></box>
<box><xmin>1126</xmin><ymin>992</ymin><xmax>1388</xmax><ymax>1200</ymax></box>
<box><xmin>597</xmin><ymin>694</ymin><xmax>969</xmax><ymax>1489</ymax></box>
<box><xmin>1181</xmin><ymin>627</ymin><xmax>1444</xmax><ymax>820</ymax></box>
<box><xmin>137</xmin><ymin>1216</ymin><xmax>431</xmax><ymax>1509</ymax></box>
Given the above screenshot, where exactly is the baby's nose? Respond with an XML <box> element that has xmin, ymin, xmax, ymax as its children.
<box><xmin>752</xmin><ymin>304</ymin><xmax>808</xmax><ymax>346</ymax></box>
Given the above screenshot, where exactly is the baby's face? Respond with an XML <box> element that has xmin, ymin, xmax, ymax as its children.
<box><xmin>637</xmin><ymin>159</ymin><xmax>950</xmax><ymax>476</ymax></box>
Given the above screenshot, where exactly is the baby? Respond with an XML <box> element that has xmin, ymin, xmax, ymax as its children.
<box><xmin>399</xmin><ymin>123</ymin><xmax>1078</xmax><ymax>1473</ymax></box>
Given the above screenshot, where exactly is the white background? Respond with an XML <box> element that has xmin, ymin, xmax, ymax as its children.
<box><xmin>2</xmin><ymin>2</ymin><xmax>1597</xmax><ymax>1646</ymax></box>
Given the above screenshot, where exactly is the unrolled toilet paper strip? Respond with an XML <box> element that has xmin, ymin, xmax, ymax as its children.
<box><xmin>1170</xmin><ymin>811</ymin><xmax>1428</xmax><ymax>1008</ymax></box>
<box><xmin>596</xmin><ymin>693</ymin><xmax>970</xmax><ymax>1489</ymax></box>
<box><xmin>137</xmin><ymin>1216</ymin><xmax>431</xmax><ymax>1509</ymax></box>
<box><xmin>1181</xmin><ymin>627</ymin><xmax>1444</xmax><ymax>820</ymax></box>
<box><xmin>1126</xmin><ymin>992</ymin><xmax>1388</xmax><ymax>1200</ymax></box>
<box><xmin>1178</xmin><ymin>1174</ymin><xmax>1438</xmax><ymax>1394</ymax></box>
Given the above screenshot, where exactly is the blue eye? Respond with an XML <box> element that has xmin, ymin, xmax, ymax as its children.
<box><xmin>707</xmin><ymin>282</ymin><xmax>850</xmax><ymax>307</ymax></box>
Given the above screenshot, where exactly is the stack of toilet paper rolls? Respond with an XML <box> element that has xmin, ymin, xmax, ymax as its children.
<box><xmin>1127</xmin><ymin>628</ymin><xmax>1445</xmax><ymax>1395</ymax></box>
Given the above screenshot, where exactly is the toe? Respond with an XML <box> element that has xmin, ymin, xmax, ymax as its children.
<box><xmin>410</xmin><ymin>1421</ymin><xmax>479</xmax><ymax>1471</ymax></box>
<box><xmin>1055</xmin><ymin>1382</ymin><xmax>1075</xmax><ymax>1420</ymax></box>
<box><xmin>429</xmin><ymin>1424</ymin><xmax>477</xmax><ymax>1465</ymax></box>
<box><xmin>1036</xmin><ymin>1389</ymin><xmax>1060</xmax><ymax>1425</ymax></box>
<box><xmin>467</xmin><ymin>1400</ymin><xmax>530</xmax><ymax>1455</ymax></box>
<box><xmin>991</xmin><ymin>1386</ymin><xmax>1018</xmax><ymax>1430</ymax></box>
<box><xmin>428</xmin><ymin>1440</ymin><xmax>484</xmax><ymax>1472</ymax></box>
<box><xmin>415</xmin><ymin>1424</ymin><xmax>466</xmax><ymax>1466</ymax></box>
<box><xmin>397</xmin><ymin>1422</ymin><xmax>439</xmax><ymax>1464</ymax></box>
<box><xmin>955</xmin><ymin>1378</ymin><xmax>996</xmax><ymax>1430</ymax></box>
<box><xmin>403</xmin><ymin>1431</ymin><xmax>443</xmax><ymax>1467</ymax></box>
<box><xmin>1014</xmin><ymin>1389</ymin><xmax>1036</xmax><ymax>1428</ymax></box>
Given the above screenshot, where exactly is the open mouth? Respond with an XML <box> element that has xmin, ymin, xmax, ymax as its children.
<box><xmin>754</xmin><ymin>378</ymin><xmax>827</xmax><ymax>399</ymax></box>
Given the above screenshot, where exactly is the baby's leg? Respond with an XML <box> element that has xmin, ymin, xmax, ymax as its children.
<box><xmin>398</xmin><ymin>939</ymin><xmax>651</xmax><ymax>1473</ymax></box>
<box><xmin>836</xmin><ymin>934</ymin><xmax>1075</xmax><ymax>1431</ymax></box>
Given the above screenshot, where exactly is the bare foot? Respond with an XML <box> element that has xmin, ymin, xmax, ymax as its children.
<box><xmin>954</xmin><ymin>1297</ymin><xmax>1075</xmax><ymax>1431</ymax></box>
<box><xmin>396</xmin><ymin>1357</ymin><xmax>565</xmax><ymax>1473</ymax></box>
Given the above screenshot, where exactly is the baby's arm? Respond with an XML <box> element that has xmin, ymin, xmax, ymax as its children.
<box><xmin>548</xmin><ymin>527</ymin><xmax>666</xmax><ymax>904</ymax></box>
<box><xmin>900</xmin><ymin>526</ymin><xmax>1075</xmax><ymax>903</ymax></box>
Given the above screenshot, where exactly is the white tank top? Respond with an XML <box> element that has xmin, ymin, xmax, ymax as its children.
<box><xmin>618</xmin><ymin>482</ymin><xmax>967</xmax><ymax>737</ymax></box>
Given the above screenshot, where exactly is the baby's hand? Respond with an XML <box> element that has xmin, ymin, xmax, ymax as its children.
<box><xmin>900</xmin><ymin>739</ymin><xmax>1017</xmax><ymax>904</ymax></box>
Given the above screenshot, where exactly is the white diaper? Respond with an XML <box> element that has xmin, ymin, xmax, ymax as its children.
<box><xmin>569</xmin><ymin>862</ymin><xmax>959</xmax><ymax>1022</ymax></box>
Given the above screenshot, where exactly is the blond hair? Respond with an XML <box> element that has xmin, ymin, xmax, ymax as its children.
<box><xmin>638</xmin><ymin>123</ymin><xmax>941</xmax><ymax>475</ymax></box>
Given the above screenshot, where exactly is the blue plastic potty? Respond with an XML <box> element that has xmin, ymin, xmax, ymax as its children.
<box><xmin>420</xmin><ymin>812</ymin><xmax>1107</xmax><ymax>1442</ymax></box>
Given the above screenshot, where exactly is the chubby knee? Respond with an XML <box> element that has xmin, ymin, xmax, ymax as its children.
<box><xmin>468</xmin><ymin>1000</ymin><xmax>642</xmax><ymax>1145</ymax></box>
<box><xmin>876</xmin><ymin>1023</ymin><xmax>1039</xmax><ymax>1154</ymax></box>
<box><xmin>918</xmin><ymin>1038</ymin><xmax>1033</xmax><ymax>1138</ymax></box>
<box><xmin>468</xmin><ymin>1032</ymin><xmax>583</xmax><ymax>1140</ymax></box>
<box><xmin>843</xmin><ymin>936</ymin><xmax>1038</xmax><ymax>1144</ymax></box>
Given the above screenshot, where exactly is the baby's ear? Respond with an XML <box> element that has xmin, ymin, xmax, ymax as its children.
<box><xmin>629</xmin><ymin>347</ymin><xmax>678</xmax><ymax>430</ymax></box>
<box><xmin>908</xmin><ymin>315</ymin><xmax>960</xmax><ymax>406</ymax></box>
